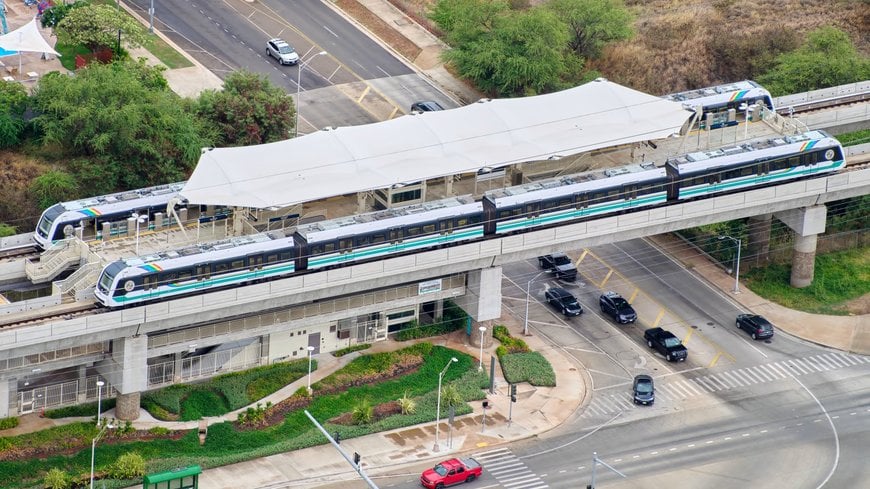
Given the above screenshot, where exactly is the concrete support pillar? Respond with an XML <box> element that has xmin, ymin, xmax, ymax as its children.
<box><xmin>470</xmin><ymin>322</ymin><xmax>493</xmax><ymax>348</ymax></box>
<box><xmin>231</xmin><ymin>206</ymin><xmax>244</xmax><ymax>236</ymax></box>
<box><xmin>0</xmin><ymin>378</ymin><xmax>11</xmax><ymax>418</ymax></box>
<box><xmin>747</xmin><ymin>214</ymin><xmax>772</xmax><ymax>265</ymax></box>
<box><xmin>77</xmin><ymin>365</ymin><xmax>88</xmax><ymax>403</ymax></box>
<box><xmin>153</xmin><ymin>212</ymin><xmax>164</xmax><ymax>230</ymax></box>
<box><xmin>126</xmin><ymin>216</ymin><xmax>136</xmax><ymax>237</ymax></box>
<box><xmin>444</xmin><ymin>175</ymin><xmax>453</xmax><ymax>196</ymax></box>
<box><xmin>791</xmin><ymin>234</ymin><xmax>818</xmax><ymax>288</ymax></box>
<box><xmin>174</xmin><ymin>352</ymin><xmax>184</xmax><ymax>382</ymax></box>
<box><xmin>775</xmin><ymin>205</ymin><xmax>827</xmax><ymax>289</ymax></box>
<box><xmin>434</xmin><ymin>299</ymin><xmax>444</xmax><ymax>322</ymax></box>
<box><xmin>112</xmin><ymin>335</ymin><xmax>148</xmax><ymax>421</ymax></box>
<box><xmin>101</xmin><ymin>222</ymin><xmax>111</xmax><ymax>241</ymax></box>
<box><xmin>464</xmin><ymin>267</ymin><xmax>502</xmax><ymax>322</ymax></box>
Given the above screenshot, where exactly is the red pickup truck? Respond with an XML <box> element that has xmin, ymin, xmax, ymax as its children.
<box><xmin>420</xmin><ymin>457</ymin><xmax>483</xmax><ymax>488</ymax></box>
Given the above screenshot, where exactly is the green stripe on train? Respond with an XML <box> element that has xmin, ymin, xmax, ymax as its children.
<box><xmin>497</xmin><ymin>194</ymin><xmax>667</xmax><ymax>233</ymax></box>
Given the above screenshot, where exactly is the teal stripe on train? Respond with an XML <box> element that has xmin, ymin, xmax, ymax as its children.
<box><xmin>308</xmin><ymin>227</ymin><xmax>485</xmax><ymax>269</ymax></box>
<box><xmin>496</xmin><ymin>193</ymin><xmax>668</xmax><ymax>233</ymax></box>
<box><xmin>680</xmin><ymin>160</ymin><xmax>843</xmax><ymax>199</ymax></box>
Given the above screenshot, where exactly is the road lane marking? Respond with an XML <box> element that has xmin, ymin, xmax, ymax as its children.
<box><xmin>652</xmin><ymin>309</ymin><xmax>665</xmax><ymax>328</ymax></box>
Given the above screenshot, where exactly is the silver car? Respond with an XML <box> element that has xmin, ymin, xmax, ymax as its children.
<box><xmin>266</xmin><ymin>38</ymin><xmax>299</xmax><ymax>66</ymax></box>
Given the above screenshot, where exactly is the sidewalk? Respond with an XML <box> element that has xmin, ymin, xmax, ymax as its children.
<box><xmin>649</xmin><ymin>234</ymin><xmax>870</xmax><ymax>355</ymax></box>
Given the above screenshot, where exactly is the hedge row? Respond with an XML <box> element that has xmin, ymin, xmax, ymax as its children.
<box><xmin>395</xmin><ymin>300</ymin><xmax>468</xmax><ymax>341</ymax></box>
<box><xmin>492</xmin><ymin>326</ymin><xmax>555</xmax><ymax>387</ymax></box>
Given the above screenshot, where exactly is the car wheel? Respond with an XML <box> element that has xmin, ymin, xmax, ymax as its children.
<box><xmin>435</xmin><ymin>484</ymin><xmax>444</xmax><ymax>489</ymax></box>
<box><xmin>736</xmin><ymin>320</ymin><xmax>741</xmax><ymax>329</ymax></box>
<box><xmin>465</xmin><ymin>475</ymin><xmax>476</xmax><ymax>483</ymax></box>
<box><xmin>751</xmin><ymin>332</ymin><xmax>757</xmax><ymax>340</ymax></box>
<box><xmin>666</xmin><ymin>354</ymin><xmax>672</xmax><ymax>361</ymax></box>
<box><xmin>647</xmin><ymin>340</ymin><xmax>653</xmax><ymax>348</ymax></box>
<box><xmin>561</xmin><ymin>307</ymin><xmax>568</xmax><ymax>315</ymax></box>
<box><xmin>266</xmin><ymin>49</ymin><xmax>271</xmax><ymax>58</ymax></box>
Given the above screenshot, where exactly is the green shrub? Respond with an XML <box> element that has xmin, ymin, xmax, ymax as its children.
<box><xmin>44</xmin><ymin>398</ymin><xmax>117</xmax><ymax>419</ymax></box>
<box><xmin>180</xmin><ymin>390</ymin><xmax>229</xmax><ymax>421</ymax></box>
<box><xmin>148</xmin><ymin>426</ymin><xmax>170</xmax><ymax>436</ymax></box>
<box><xmin>0</xmin><ymin>416</ymin><xmax>19</xmax><ymax>430</ymax></box>
<box><xmin>492</xmin><ymin>325</ymin><xmax>531</xmax><ymax>357</ymax></box>
<box><xmin>351</xmin><ymin>399</ymin><xmax>374</xmax><ymax>425</ymax></box>
<box><xmin>107</xmin><ymin>452</ymin><xmax>146</xmax><ymax>480</ymax></box>
<box><xmin>398</xmin><ymin>392</ymin><xmax>416</xmax><ymax>415</ymax></box>
<box><xmin>43</xmin><ymin>468</ymin><xmax>70</xmax><ymax>489</ymax></box>
<box><xmin>500</xmin><ymin>352</ymin><xmax>556</xmax><ymax>386</ymax></box>
<box><xmin>333</xmin><ymin>343</ymin><xmax>372</xmax><ymax>357</ymax></box>
<box><xmin>395</xmin><ymin>301</ymin><xmax>469</xmax><ymax>341</ymax></box>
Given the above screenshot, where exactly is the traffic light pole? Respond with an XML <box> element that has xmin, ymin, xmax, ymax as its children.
<box><xmin>589</xmin><ymin>451</ymin><xmax>626</xmax><ymax>488</ymax></box>
<box><xmin>304</xmin><ymin>410</ymin><xmax>379</xmax><ymax>489</ymax></box>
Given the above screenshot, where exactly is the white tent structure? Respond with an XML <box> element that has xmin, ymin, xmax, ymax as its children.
<box><xmin>181</xmin><ymin>79</ymin><xmax>692</xmax><ymax>209</ymax></box>
<box><xmin>0</xmin><ymin>17</ymin><xmax>60</xmax><ymax>75</ymax></box>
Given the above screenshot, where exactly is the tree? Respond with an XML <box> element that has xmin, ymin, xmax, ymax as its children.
<box><xmin>430</xmin><ymin>0</ymin><xmax>510</xmax><ymax>46</ymax></box>
<box><xmin>757</xmin><ymin>26</ymin><xmax>870</xmax><ymax>96</ymax></box>
<box><xmin>195</xmin><ymin>71</ymin><xmax>295</xmax><ymax>146</ymax></box>
<box><xmin>29</xmin><ymin>170</ymin><xmax>79</xmax><ymax>210</ymax></box>
<box><xmin>40</xmin><ymin>0</ymin><xmax>89</xmax><ymax>29</ymax></box>
<box><xmin>547</xmin><ymin>0</ymin><xmax>633</xmax><ymax>59</ymax></box>
<box><xmin>443</xmin><ymin>7</ymin><xmax>571</xmax><ymax>96</ymax></box>
<box><xmin>0</xmin><ymin>82</ymin><xmax>29</xmax><ymax>148</ymax></box>
<box><xmin>54</xmin><ymin>4</ymin><xmax>148</xmax><ymax>52</ymax></box>
<box><xmin>33</xmin><ymin>60</ymin><xmax>212</xmax><ymax>192</ymax></box>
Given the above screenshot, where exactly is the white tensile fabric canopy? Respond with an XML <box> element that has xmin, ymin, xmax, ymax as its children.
<box><xmin>0</xmin><ymin>17</ymin><xmax>60</xmax><ymax>56</ymax></box>
<box><xmin>181</xmin><ymin>79</ymin><xmax>691</xmax><ymax>208</ymax></box>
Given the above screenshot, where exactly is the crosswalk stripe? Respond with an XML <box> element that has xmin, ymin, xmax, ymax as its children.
<box><xmin>850</xmin><ymin>355</ymin><xmax>868</xmax><ymax>364</ymax></box>
<box><xmin>802</xmin><ymin>357</ymin><xmax>828</xmax><ymax>371</ymax></box>
<box><xmin>742</xmin><ymin>367</ymin><xmax>768</xmax><ymax>383</ymax></box>
<box><xmin>795</xmin><ymin>358</ymin><xmax>821</xmax><ymax>373</ymax></box>
<box><xmin>783</xmin><ymin>360</ymin><xmax>808</xmax><ymax>375</ymax></box>
<box><xmin>599</xmin><ymin>397</ymin><xmax>621</xmax><ymax>411</ymax></box>
<box><xmin>693</xmin><ymin>377</ymin><xmax>718</xmax><ymax>392</ymax></box>
<box><xmin>746</xmin><ymin>366</ymin><xmax>772</xmax><ymax>382</ymax></box>
<box><xmin>771</xmin><ymin>362</ymin><xmax>796</xmax><ymax>378</ymax></box>
<box><xmin>838</xmin><ymin>354</ymin><xmax>860</xmax><ymax>366</ymax></box>
<box><xmin>675</xmin><ymin>379</ymin><xmax>703</xmax><ymax>396</ymax></box>
<box><xmin>611</xmin><ymin>395</ymin><xmax>633</xmax><ymax>409</ymax></box>
<box><xmin>707</xmin><ymin>374</ymin><xmax>731</xmax><ymax>389</ymax></box>
<box><xmin>730</xmin><ymin>369</ymin><xmax>757</xmax><ymax>385</ymax></box>
<box><xmin>819</xmin><ymin>353</ymin><xmax>849</xmax><ymax>368</ymax></box>
<box><xmin>667</xmin><ymin>381</ymin><xmax>694</xmax><ymax>398</ymax></box>
<box><xmin>719</xmin><ymin>371</ymin><xmax>743</xmax><ymax>387</ymax></box>
<box><xmin>816</xmin><ymin>354</ymin><xmax>840</xmax><ymax>369</ymax></box>
<box><xmin>759</xmin><ymin>363</ymin><xmax>786</xmax><ymax>379</ymax></box>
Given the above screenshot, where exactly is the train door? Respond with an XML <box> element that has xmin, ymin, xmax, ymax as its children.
<box><xmin>574</xmin><ymin>193</ymin><xmax>589</xmax><ymax>216</ymax></box>
<box><xmin>195</xmin><ymin>263</ymin><xmax>211</xmax><ymax>289</ymax></box>
<box><xmin>481</xmin><ymin>197</ymin><xmax>497</xmax><ymax>235</ymax></box>
<box><xmin>248</xmin><ymin>254</ymin><xmax>264</xmax><ymax>279</ymax></box>
<box><xmin>388</xmin><ymin>227</ymin><xmax>402</xmax><ymax>253</ymax></box>
<box><xmin>623</xmin><ymin>184</ymin><xmax>638</xmax><ymax>208</ymax></box>
<box><xmin>438</xmin><ymin>219</ymin><xmax>454</xmax><ymax>235</ymax></box>
<box><xmin>664</xmin><ymin>162</ymin><xmax>680</xmax><ymax>201</ymax></box>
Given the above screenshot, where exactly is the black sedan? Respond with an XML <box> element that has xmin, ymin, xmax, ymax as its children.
<box><xmin>545</xmin><ymin>287</ymin><xmax>583</xmax><ymax>316</ymax></box>
<box><xmin>633</xmin><ymin>374</ymin><xmax>655</xmax><ymax>405</ymax></box>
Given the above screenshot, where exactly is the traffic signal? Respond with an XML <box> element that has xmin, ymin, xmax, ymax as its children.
<box><xmin>353</xmin><ymin>452</ymin><xmax>361</xmax><ymax>466</ymax></box>
<box><xmin>510</xmin><ymin>384</ymin><xmax>517</xmax><ymax>403</ymax></box>
<box><xmin>334</xmin><ymin>431</ymin><xmax>341</xmax><ymax>444</ymax></box>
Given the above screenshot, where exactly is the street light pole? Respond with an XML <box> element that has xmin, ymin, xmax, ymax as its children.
<box><xmin>433</xmin><ymin>357</ymin><xmax>458</xmax><ymax>452</ymax></box>
<box><xmin>90</xmin><ymin>422</ymin><xmax>114</xmax><ymax>489</ymax></box>
<box><xmin>306</xmin><ymin>346</ymin><xmax>315</xmax><ymax>393</ymax></box>
<box><xmin>95</xmin><ymin>380</ymin><xmax>104</xmax><ymax>427</ymax></box>
<box><xmin>523</xmin><ymin>271</ymin><xmax>545</xmax><ymax>336</ymax></box>
<box><xmin>478</xmin><ymin>326</ymin><xmax>486</xmax><ymax>371</ymax></box>
<box><xmin>719</xmin><ymin>235</ymin><xmax>741</xmax><ymax>293</ymax></box>
<box><xmin>294</xmin><ymin>51</ymin><xmax>327</xmax><ymax>137</ymax></box>
<box><xmin>149</xmin><ymin>0</ymin><xmax>155</xmax><ymax>34</ymax></box>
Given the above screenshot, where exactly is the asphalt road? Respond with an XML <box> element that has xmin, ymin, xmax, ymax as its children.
<box><xmin>122</xmin><ymin>0</ymin><xmax>452</xmax><ymax>132</ymax></box>
<box><xmin>365</xmin><ymin>237</ymin><xmax>870</xmax><ymax>488</ymax></box>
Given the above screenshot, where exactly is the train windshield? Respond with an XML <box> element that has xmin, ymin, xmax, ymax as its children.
<box><xmin>97</xmin><ymin>262</ymin><xmax>125</xmax><ymax>293</ymax></box>
<box><xmin>36</xmin><ymin>204</ymin><xmax>64</xmax><ymax>238</ymax></box>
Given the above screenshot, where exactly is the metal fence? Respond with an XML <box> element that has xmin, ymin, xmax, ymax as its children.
<box><xmin>18</xmin><ymin>375</ymin><xmax>115</xmax><ymax>415</ymax></box>
<box><xmin>147</xmin><ymin>343</ymin><xmax>263</xmax><ymax>388</ymax></box>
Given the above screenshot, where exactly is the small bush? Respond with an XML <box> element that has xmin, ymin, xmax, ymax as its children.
<box><xmin>500</xmin><ymin>352</ymin><xmax>556</xmax><ymax>386</ymax></box>
<box><xmin>352</xmin><ymin>399</ymin><xmax>374</xmax><ymax>425</ymax></box>
<box><xmin>148</xmin><ymin>426</ymin><xmax>170</xmax><ymax>436</ymax></box>
<box><xmin>107</xmin><ymin>452</ymin><xmax>146</xmax><ymax>480</ymax></box>
<box><xmin>44</xmin><ymin>398</ymin><xmax>116</xmax><ymax>419</ymax></box>
<box><xmin>492</xmin><ymin>325</ymin><xmax>531</xmax><ymax>357</ymax></box>
<box><xmin>397</xmin><ymin>392</ymin><xmax>416</xmax><ymax>415</ymax></box>
<box><xmin>333</xmin><ymin>343</ymin><xmax>372</xmax><ymax>357</ymax></box>
<box><xmin>395</xmin><ymin>301</ymin><xmax>469</xmax><ymax>341</ymax></box>
<box><xmin>180</xmin><ymin>390</ymin><xmax>229</xmax><ymax>421</ymax></box>
<box><xmin>43</xmin><ymin>467</ymin><xmax>70</xmax><ymax>489</ymax></box>
<box><xmin>0</xmin><ymin>416</ymin><xmax>20</xmax><ymax>430</ymax></box>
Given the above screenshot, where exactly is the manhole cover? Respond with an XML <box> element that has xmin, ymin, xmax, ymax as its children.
<box><xmin>691</xmin><ymin>325</ymin><xmax>698</xmax><ymax>329</ymax></box>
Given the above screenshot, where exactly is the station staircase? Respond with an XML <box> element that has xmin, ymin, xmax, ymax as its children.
<box><xmin>25</xmin><ymin>238</ymin><xmax>88</xmax><ymax>284</ymax></box>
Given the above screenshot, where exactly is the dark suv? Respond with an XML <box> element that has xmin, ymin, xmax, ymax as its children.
<box><xmin>545</xmin><ymin>287</ymin><xmax>583</xmax><ymax>316</ymax></box>
<box><xmin>736</xmin><ymin>314</ymin><xmax>774</xmax><ymax>340</ymax></box>
<box><xmin>599</xmin><ymin>291</ymin><xmax>637</xmax><ymax>324</ymax></box>
<box><xmin>632</xmin><ymin>374</ymin><xmax>654</xmax><ymax>405</ymax></box>
<box><xmin>410</xmin><ymin>101</ymin><xmax>444</xmax><ymax>112</ymax></box>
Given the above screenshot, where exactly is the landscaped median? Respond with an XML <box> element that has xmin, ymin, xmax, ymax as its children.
<box><xmin>0</xmin><ymin>343</ymin><xmax>487</xmax><ymax>489</ymax></box>
<box><xmin>493</xmin><ymin>325</ymin><xmax>557</xmax><ymax>387</ymax></box>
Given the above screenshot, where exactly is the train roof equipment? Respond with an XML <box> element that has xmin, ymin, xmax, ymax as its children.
<box><xmin>664</xmin><ymin>80</ymin><xmax>773</xmax><ymax>112</ymax></box>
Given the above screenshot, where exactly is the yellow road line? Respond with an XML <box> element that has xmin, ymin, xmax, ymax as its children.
<box><xmin>600</xmin><ymin>270</ymin><xmax>613</xmax><ymax>288</ymax></box>
<box><xmin>628</xmin><ymin>289</ymin><xmax>639</xmax><ymax>303</ymax></box>
<box><xmin>357</xmin><ymin>86</ymin><xmax>371</xmax><ymax>104</ymax></box>
<box><xmin>577</xmin><ymin>249</ymin><xmax>589</xmax><ymax>263</ymax></box>
<box><xmin>709</xmin><ymin>352</ymin><xmax>723</xmax><ymax>368</ymax></box>
<box><xmin>683</xmin><ymin>328</ymin><xmax>694</xmax><ymax>345</ymax></box>
<box><xmin>652</xmin><ymin>310</ymin><xmax>665</xmax><ymax>328</ymax></box>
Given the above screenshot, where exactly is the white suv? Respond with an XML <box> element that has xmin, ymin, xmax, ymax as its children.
<box><xmin>266</xmin><ymin>38</ymin><xmax>299</xmax><ymax>66</ymax></box>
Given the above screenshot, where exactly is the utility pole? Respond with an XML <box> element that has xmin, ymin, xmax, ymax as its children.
<box><xmin>304</xmin><ymin>410</ymin><xmax>379</xmax><ymax>489</ymax></box>
<box><xmin>588</xmin><ymin>451</ymin><xmax>626</xmax><ymax>488</ymax></box>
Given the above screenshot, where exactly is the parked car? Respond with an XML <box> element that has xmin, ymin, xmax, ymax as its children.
<box><xmin>545</xmin><ymin>287</ymin><xmax>583</xmax><ymax>316</ymax></box>
<box><xmin>266</xmin><ymin>38</ymin><xmax>300</xmax><ymax>65</ymax></box>
<box><xmin>736</xmin><ymin>314</ymin><xmax>775</xmax><ymax>340</ymax></box>
<box><xmin>643</xmin><ymin>327</ymin><xmax>688</xmax><ymax>362</ymax></box>
<box><xmin>410</xmin><ymin>100</ymin><xmax>444</xmax><ymax>112</ymax></box>
<box><xmin>538</xmin><ymin>252</ymin><xmax>577</xmax><ymax>282</ymax></box>
<box><xmin>632</xmin><ymin>374</ymin><xmax>655</xmax><ymax>405</ymax></box>
<box><xmin>421</xmin><ymin>457</ymin><xmax>482</xmax><ymax>489</ymax></box>
<box><xmin>599</xmin><ymin>291</ymin><xmax>637</xmax><ymax>324</ymax></box>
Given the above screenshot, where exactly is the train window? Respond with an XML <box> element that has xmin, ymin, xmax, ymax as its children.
<box><xmin>456</xmin><ymin>217</ymin><xmax>468</xmax><ymax>227</ymax></box>
<box><xmin>439</xmin><ymin>220</ymin><xmax>454</xmax><ymax>233</ymax></box>
<box><xmin>249</xmin><ymin>255</ymin><xmax>264</xmax><ymax>270</ymax></box>
<box><xmin>323</xmin><ymin>243</ymin><xmax>335</xmax><ymax>253</ymax></box>
<box><xmin>339</xmin><ymin>238</ymin><xmax>353</xmax><ymax>251</ymax></box>
<box><xmin>196</xmin><ymin>264</ymin><xmax>210</xmax><ymax>279</ymax></box>
<box><xmin>423</xmin><ymin>223</ymin><xmax>436</xmax><ymax>233</ymax></box>
<box><xmin>161</xmin><ymin>272</ymin><xmax>178</xmax><ymax>283</ymax></box>
<box><xmin>740</xmin><ymin>166</ymin><xmax>754</xmax><ymax>177</ymax></box>
<box><xmin>265</xmin><ymin>253</ymin><xmax>279</xmax><ymax>263</ymax></box>
<box><xmin>788</xmin><ymin>156</ymin><xmax>800</xmax><ymax>167</ymax></box>
<box><xmin>311</xmin><ymin>245</ymin><xmax>324</xmax><ymax>255</ymax></box>
<box><xmin>407</xmin><ymin>226</ymin><xmax>421</xmax><ymax>237</ymax></box>
<box><xmin>178</xmin><ymin>270</ymin><xmax>192</xmax><ymax>281</ymax></box>
<box><xmin>389</xmin><ymin>229</ymin><xmax>402</xmax><ymax>242</ymax></box>
<box><xmin>354</xmin><ymin>235</ymin><xmax>371</xmax><ymax>246</ymax></box>
<box><xmin>143</xmin><ymin>274</ymin><xmax>159</xmax><ymax>290</ymax></box>
<box><xmin>231</xmin><ymin>259</ymin><xmax>245</xmax><ymax>270</ymax></box>
<box><xmin>279</xmin><ymin>251</ymin><xmax>293</xmax><ymax>262</ymax></box>
<box><xmin>469</xmin><ymin>214</ymin><xmax>482</xmax><ymax>224</ymax></box>
<box><xmin>575</xmin><ymin>194</ymin><xmax>588</xmax><ymax>208</ymax></box>
<box><xmin>371</xmin><ymin>233</ymin><xmax>386</xmax><ymax>244</ymax></box>
<box><xmin>215</xmin><ymin>262</ymin><xmax>230</xmax><ymax>274</ymax></box>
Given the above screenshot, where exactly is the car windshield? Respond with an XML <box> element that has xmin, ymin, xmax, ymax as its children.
<box><xmin>663</xmin><ymin>337</ymin><xmax>682</xmax><ymax>348</ymax></box>
<box><xmin>278</xmin><ymin>45</ymin><xmax>294</xmax><ymax>54</ymax></box>
<box><xmin>636</xmin><ymin>381</ymin><xmax>653</xmax><ymax>394</ymax></box>
<box><xmin>433</xmin><ymin>464</ymin><xmax>447</xmax><ymax>476</ymax></box>
<box><xmin>754</xmin><ymin>317</ymin><xmax>772</xmax><ymax>329</ymax></box>
<box><xmin>612</xmin><ymin>297</ymin><xmax>631</xmax><ymax>309</ymax></box>
<box><xmin>553</xmin><ymin>255</ymin><xmax>571</xmax><ymax>266</ymax></box>
<box><xmin>566</xmin><ymin>299</ymin><xmax>580</xmax><ymax>308</ymax></box>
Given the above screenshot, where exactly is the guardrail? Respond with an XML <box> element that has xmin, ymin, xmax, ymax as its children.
<box><xmin>774</xmin><ymin>80</ymin><xmax>870</xmax><ymax>107</ymax></box>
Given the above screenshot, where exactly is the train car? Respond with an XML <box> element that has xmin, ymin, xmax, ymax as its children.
<box><xmin>482</xmin><ymin>162</ymin><xmax>669</xmax><ymax>235</ymax></box>
<box><xmin>34</xmin><ymin>182</ymin><xmax>188</xmax><ymax>249</ymax></box>
<box><xmin>665</xmin><ymin>80</ymin><xmax>774</xmax><ymax>128</ymax></box>
<box><xmin>94</xmin><ymin>232</ymin><xmax>296</xmax><ymax>308</ymax></box>
<box><xmin>294</xmin><ymin>196</ymin><xmax>484</xmax><ymax>271</ymax></box>
<box><xmin>666</xmin><ymin>130</ymin><xmax>845</xmax><ymax>201</ymax></box>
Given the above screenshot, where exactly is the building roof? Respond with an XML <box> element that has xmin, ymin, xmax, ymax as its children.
<box><xmin>180</xmin><ymin>79</ymin><xmax>691</xmax><ymax>208</ymax></box>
